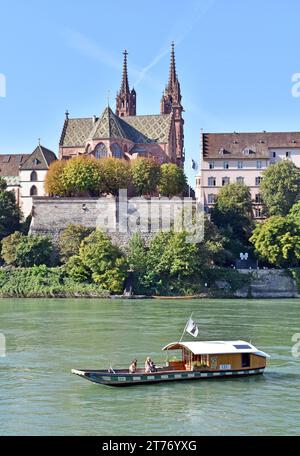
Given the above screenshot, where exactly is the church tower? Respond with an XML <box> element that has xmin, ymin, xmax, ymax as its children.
<box><xmin>160</xmin><ymin>43</ymin><xmax>184</xmax><ymax>165</ymax></box>
<box><xmin>116</xmin><ymin>50</ymin><xmax>136</xmax><ymax>117</ymax></box>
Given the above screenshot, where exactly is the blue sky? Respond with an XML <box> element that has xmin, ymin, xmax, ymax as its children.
<box><xmin>1</xmin><ymin>0</ymin><xmax>300</xmax><ymax>185</ymax></box>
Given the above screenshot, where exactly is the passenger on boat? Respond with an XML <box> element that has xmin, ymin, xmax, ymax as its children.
<box><xmin>129</xmin><ymin>359</ymin><xmax>137</xmax><ymax>373</ymax></box>
<box><xmin>145</xmin><ymin>357</ymin><xmax>156</xmax><ymax>373</ymax></box>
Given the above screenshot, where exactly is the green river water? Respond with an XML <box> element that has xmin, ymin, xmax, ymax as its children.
<box><xmin>0</xmin><ymin>298</ymin><xmax>299</xmax><ymax>436</ymax></box>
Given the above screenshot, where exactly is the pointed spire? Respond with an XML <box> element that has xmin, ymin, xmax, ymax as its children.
<box><xmin>168</xmin><ymin>42</ymin><xmax>177</xmax><ymax>90</ymax></box>
<box><xmin>120</xmin><ymin>50</ymin><xmax>129</xmax><ymax>93</ymax></box>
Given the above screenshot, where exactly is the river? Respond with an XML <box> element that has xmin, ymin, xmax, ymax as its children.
<box><xmin>0</xmin><ymin>298</ymin><xmax>299</xmax><ymax>435</ymax></box>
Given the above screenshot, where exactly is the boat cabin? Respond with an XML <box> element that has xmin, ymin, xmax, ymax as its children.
<box><xmin>162</xmin><ymin>340</ymin><xmax>269</xmax><ymax>372</ymax></box>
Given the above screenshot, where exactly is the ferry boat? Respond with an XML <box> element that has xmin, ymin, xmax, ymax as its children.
<box><xmin>71</xmin><ymin>339</ymin><xmax>270</xmax><ymax>387</ymax></box>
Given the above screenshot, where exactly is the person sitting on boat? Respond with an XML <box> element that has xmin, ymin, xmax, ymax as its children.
<box><xmin>129</xmin><ymin>359</ymin><xmax>137</xmax><ymax>373</ymax></box>
<box><xmin>145</xmin><ymin>357</ymin><xmax>156</xmax><ymax>373</ymax></box>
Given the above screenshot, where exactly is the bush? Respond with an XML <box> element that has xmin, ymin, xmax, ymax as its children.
<box><xmin>1</xmin><ymin>232</ymin><xmax>55</xmax><ymax>267</ymax></box>
<box><xmin>59</xmin><ymin>224</ymin><xmax>94</xmax><ymax>263</ymax></box>
<box><xmin>0</xmin><ymin>177</ymin><xmax>21</xmax><ymax>240</ymax></box>
<box><xmin>66</xmin><ymin>230</ymin><xmax>128</xmax><ymax>294</ymax></box>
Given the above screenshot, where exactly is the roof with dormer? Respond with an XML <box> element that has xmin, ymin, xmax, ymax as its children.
<box><xmin>0</xmin><ymin>154</ymin><xmax>30</xmax><ymax>177</ymax></box>
<box><xmin>203</xmin><ymin>132</ymin><xmax>300</xmax><ymax>159</ymax></box>
<box><xmin>59</xmin><ymin>106</ymin><xmax>173</xmax><ymax>147</ymax></box>
<box><xmin>20</xmin><ymin>145</ymin><xmax>57</xmax><ymax>170</ymax></box>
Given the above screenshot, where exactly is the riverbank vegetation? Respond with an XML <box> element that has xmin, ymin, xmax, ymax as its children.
<box><xmin>2</xmin><ymin>160</ymin><xmax>300</xmax><ymax>297</ymax></box>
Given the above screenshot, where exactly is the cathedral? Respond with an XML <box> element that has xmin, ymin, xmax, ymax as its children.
<box><xmin>59</xmin><ymin>43</ymin><xmax>185</xmax><ymax>168</ymax></box>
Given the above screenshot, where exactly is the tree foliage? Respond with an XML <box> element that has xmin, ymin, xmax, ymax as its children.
<box><xmin>1</xmin><ymin>232</ymin><xmax>54</xmax><ymax>267</ymax></box>
<box><xmin>158</xmin><ymin>163</ymin><xmax>187</xmax><ymax>196</ymax></box>
<box><xmin>62</xmin><ymin>156</ymin><xmax>103</xmax><ymax>196</ymax></box>
<box><xmin>44</xmin><ymin>160</ymin><xmax>68</xmax><ymax>196</ymax></box>
<box><xmin>59</xmin><ymin>224</ymin><xmax>94</xmax><ymax>263</ymax></box>
<box><xmin>250</xmin><ymin>216</ymin><xmax>300</xmax><ymax>267</ymax></box>
<box><xmin>260</xmin><ymin>160</ymin><xmax>300</xmax><ymax>216</ymax></box>
<box><xmin>0</xmin><ymin>177</ymin><xmax>21</xmax><ymax>241</ymax></box>
<box><xmin>131</xmin><ymin>158</ymin><xmax>161</xmax><ymax>196</ymax></box>
<box><xmin>66</xmin><ymin>230</ymin><xmax>128</xmax><ymax>293</ymax></box>
<box><xmin>99</xmin><ymin>157</ymin><xmax>132</xmax><ymax>196</ymax></box>
<box><xmin>211</xmin><ymin>183</ymin><xmax>254</xmax><ymax>256</ymax></box>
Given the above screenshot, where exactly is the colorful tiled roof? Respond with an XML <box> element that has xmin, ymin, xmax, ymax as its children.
<box><xmin>20</xmin><ymin>145</ymin><xmax>57</xmax><ymax>170</ymax></box>
<box><xmin>59</xmin><ymin>107</ymin><xmax>173</xmax><ymax>147</ymax></box>
<box><xmin>203</xmin><ymin>132</ymin><xmax>300</xmax><ymax>159</ymax></box>
<box><xmin>89</xmin><ymin>107</ymin><xmax>128</xmax><ymax>140</ymax></box>
<box><xmin>0</xmin><ymin>154</ymin><xmax>30</xmax><ymax>177</ymax></box>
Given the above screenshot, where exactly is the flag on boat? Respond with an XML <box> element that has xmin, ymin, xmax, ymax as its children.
<box><xmin>186</xmin><ymin>317</ymin><xmax>199</xmax><ymax>338</ymax></box>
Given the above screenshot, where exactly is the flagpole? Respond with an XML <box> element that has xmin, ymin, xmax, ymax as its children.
<box><xmin>179</xmin><ymin>312</ymin><xmax>193</xmax><ymax>342</ymax></box>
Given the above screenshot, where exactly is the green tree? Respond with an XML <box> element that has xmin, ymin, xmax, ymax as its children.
<box><xmin>99</xmin><ymin>157</ymin><xmax>132</xmax><ymax>196</ymax></box>
<box><xmin>44</xmin><ymin>160</ymin><xmax>68</xmax><ymax>196</ymax></box>
<box><xmin>1</xmin><ymin>232</ymin><xmax>54</xmax><ymax>267</ymax></box>
<box><xmin>59</xmin><ymin>224</ymin><xmax>94</xmax><ymax>263</ymax></box>
<box><xmin>62</xmin><ymin>156</ymin><xmax>102</xmax><ymax>196</ymax></box>
<box><xmin>158</xmin><ymin>163</ymin><xmax>187</xmax><ymax>196</ymax></box>
<box><xmin>0</xmin><ymin>177</ymin><xmax>21</xmax><ymax>240</ymax></box>
<box><xmin>131</xmin><ymin>158</ymin><xmax>161</xmax><ymax>195</ymax></box>
<box><xmin>250</xmin><ymin>216</ymin><xmax>300</xmax><ymax>267</ymax></box>
<box><xmin>126</xmin><ymin>233</ymin><xmax>148</xmax><ymax>293</ymax></box>
<box><xmin>260</xmin><ymin>160</ymin><xmax>300</xmax><ymax>216</ymax></box>
<box><xmin>211</xmin><ymin>183</ymin><xmax>254</xmax><ymax>257</ymax></box>
<box><xmin>66</xmin><ymin>230</ymin><xmax>128</xmax><ymax>293</ymax></box>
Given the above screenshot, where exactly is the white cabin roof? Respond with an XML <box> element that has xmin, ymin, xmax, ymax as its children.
<box><xmin>162</xmin><ymin>340</ymin><xmax>270</xmax><ymax>358</ymax></box>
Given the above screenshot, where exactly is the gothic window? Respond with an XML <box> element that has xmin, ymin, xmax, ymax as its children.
<box><xmin>30</xmin><ymin>170</ymin><xmax>37</xmax><ymax>181</ymax></box>
<box><xmin>255</xmin><ymin>208</ymin><xmax>262</xmax><ymax>218</ymax></box>
<box><xmin>111</xmin><ymin>143</ymin><xmax>123</xmax><ymax>159</ymax></box>
<box><xmin>94</xmin><ymin>143</ymin><xmax>107</xmax><ymax>159</ymax></box>
<box><xmin>30</xmin><ymin>185</ymin><xmax>38</xmax><ymax>196</ymax></box>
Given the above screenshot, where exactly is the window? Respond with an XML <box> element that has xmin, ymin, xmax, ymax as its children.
<box><xmin>94</xmin><ymin>143</ymin><xmax>107</xmax><ymax>159</ymax></box>
<box><xmin>237</xmin><ymin>161</ymin><xmax>243</xmax><ymax>169</ymax></box>
<box><xmin>243</xmin><ymin>148</ymin><xmax>251</xmax><ymax>156</ymax></box>
<box><xmin>208</xmin><ymin>194</ymin><xmax>215</xmax><ymax>204</ymax></box>
<box><xmin>255</xmin><ymin>208</ymin><xmax>262</xmax><ymax>218</ymax></box>
<box><xmin>236</xmin><ymin>176</ymin><xmax>244</xmax><ymax>184</ymax></box>
<box><xmin>209</xmin><ymin>162</ymin><xmax>214</xmax><ymax>169</ymax></box>
<box><xmin>30</xmin><ymin>185</ymin><xmax>38</xmax><ymax>196</ymax></box>
<box><xmin>30</xmin><ymin>170</ymin><xmax>37</xmax><ymax>182</ymax></box>
<box><xmin>286</xmin><ymin>151</ymin><xmax>291</xmax><ymax>158</ymax></box>
<box><xmin>255</xmin><ymin>176</ymin><xmax>262</xmax><ymax>186</ymax></box>
<box><xmin>255</xmin><ymin>193</ymin><xmax>262</xmax><ymax>204</ymax></box>
<box><xmin>222</xmin><ymin>176</ymin><xmax>230</xmax><ymax>186</ymax></box>
<box><xmin>208</xmin><ymin>177</ymin><xmax>216</xmax><ymax>187</ymax></box>
<box><xmin>241</xmin><ymin>353</ymin><xmax>250</xmax><ymax>368</ymax></box>
<box><xmin>256</xmin><ymin>161</ymin><xmax>262</xmax><ymax>169</ymax></box>
<box><xmin>124</xmin><ymin>145</ymin><xmax>128</xmax><ymax>153</ymax></box>
<box><xmin>223</xmin><ymin>162</ymin><xmax>229</xmax><ymax>169</ymax></box>
<box><xmin>34</xmin><ymin>158</ymin><xmax>40</xmax><ymax>165</ymax></box>
<box><xmin>111</xmin><ymin>143</ymin><xmax>123</xmax><ymax>159</ymax></box>
<box><xmin>272</xmin><ymin>151</ymin><xmax>276</xmax><ymax>158</ymax></box>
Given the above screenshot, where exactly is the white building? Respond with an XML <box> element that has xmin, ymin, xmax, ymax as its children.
<box><xmin>196</xmin><ymin>131</ymin><xmax>300</xmax><ymax>219</ymax></box>
<box><xmin>0</xmin><ymin>144</ymin><xmax>56</xmax><ymax>218</ymax></box>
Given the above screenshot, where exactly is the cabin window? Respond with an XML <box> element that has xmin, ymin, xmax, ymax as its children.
<box><xmin>241</xmin><ymin>353</ymin><xmax>250</xmax><ymax>368</ymax></box>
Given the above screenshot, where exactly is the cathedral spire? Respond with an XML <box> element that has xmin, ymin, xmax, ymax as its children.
<box><xmin>116</xmin><ymin>50</ymin><xmax>136</xmax><ymax>117</ymax></box>
<box><xmin>168</xmin><ymin>42</ymin><xmax>176</xmax><ymax>90</ymax></box>
<box><xmin>120</xmin><ymin>50</ymin><xmax>130</xmax><ymax>93</ymax></box>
